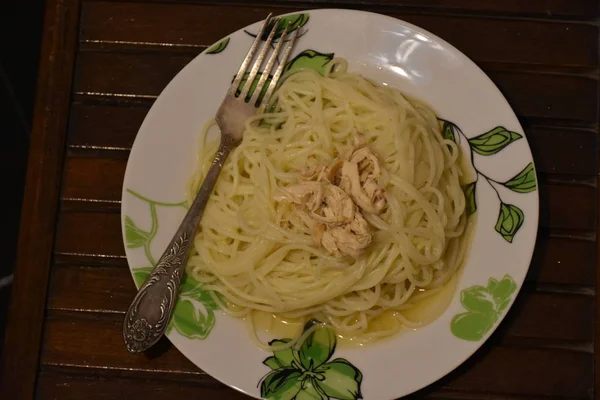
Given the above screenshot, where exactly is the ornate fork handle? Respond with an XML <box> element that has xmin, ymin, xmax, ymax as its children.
<box><xmin>122</xmin><ymin>13</ymin><xmax>298</xmax><ymax>353</ymax></box>
<box><xmin>123</xmin><ymin>137</ymin><xmax>235</xmax><ymax>353</ymax></box>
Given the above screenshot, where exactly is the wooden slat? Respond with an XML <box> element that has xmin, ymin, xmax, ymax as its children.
<box><xmin>73</xmin><ymin>52</ymin><xmax>195</xmax><ymax>97</ymax></box>
<box><xmin>41</xmin><ymin>311</ymin><xmax>202</xmax><ymax>376</ymax></box>
<box><xmin>540</xmin><ymin>183</ymin><xmax>596</xmax><ymax>231</ymax></box>
<box><xmin>80</xmin><ymin>2</ymin><xmax>598</xmax><ymax>67</ymax></box>
<box><xmin>486</xmin><ymin>71</ymin><xmax>598</xmax><ymax>124</ymax></box>
<box><xmin>61</xmin><ymin>158</ymin><xmax>125</xmax><ymax>202</ymax></box>
<box><xmin>528</xmin><ymin>127</ymin><xmax>598</xmax><ymax>176</ymax></box>
<box><xmin>39</xmin><ymin>310</ymin><xmax>593</xmax><ymax>398</ymax></box>
<box><xmin>497</xmin><ymin>291</ymin><xmax>593</xmax><ymax>345</ymax></box>
<box><xmin>83</xmin><ymin>0</ymin><xmax>600</xmax><ymax>19</ymax></box>
<box><xmin>0</xmin><ymin>0</ymin><xmax>81</xmax><ymax>398</ymax></box>
<box><xmin>37</xmin><ymin>371</ymin><xmax>248</xmax><ymax>400</ymax></box>
<box><xmin>72</xmin><ymin>51</ymin><xmax>599</xmax><ymax>124</ymax></box>
<box><xmin>442</xmin><ymin>346</ymin><xmax>592</xmax><ymax>398</ymax></box>
<box><xmin>48</xmin><ymin>266</ymin><xmax>134</xmax><ymax>313</ymax></box>
<box><xmin>527</xmin><ymin>235</ymin><xmax>595</xmax><ymax>287</ymax></box>
<box><xmin>55</xmin><ymin>211</ymin><xmax>124</xmax><ymax>257</ymax></box>
<box><xmin>46</xmin><ymin>265</ymin><xmax>594</xmax><ymax>346</ymax></box>
<box><xmin>37</xmin><ymin>372</ymin><xmax>249</xmax><ymax>400</ymax></box>
<box><xmin>67</xmin><ymin>102</ymin><xmax>149</xmax><ymax>150</ymax></box>
<box><xmin>33</xmin><ymin>369</ymin><xmax>590</xmax><ymax>400</ymax></box>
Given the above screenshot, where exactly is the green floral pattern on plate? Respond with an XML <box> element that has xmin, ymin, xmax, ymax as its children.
<box><xmin>124</xmin><ymin>189</ymin><xmax>187</xmax><ymax>265</ymax></box>
<box><xmin>124</xmin><ymin>189</ymin><xmax>219</xmax><ymax>340</ymax></box>
<box><xmin>451</xmin><ymin>275</ymin><xmax>518</xmax><ymax>341</ymax></box>
<box><xmin>260</xmin><ymin>323</ymin><xmax>363</xmax><ymax>400</ymax></box>
<box><xmin>206</xmin><ymin>37</ymin><xmax>230</xmax><ymax>54</ymax></box>
<box><xmin>284</xmin><ymin>49</ymin><xmax>335</xmax><ymax>75</ymax></box>
<box><xmin>442</xmin><ymin>121</ymin><xmax>537</xmax><ymax>243</ymax></box>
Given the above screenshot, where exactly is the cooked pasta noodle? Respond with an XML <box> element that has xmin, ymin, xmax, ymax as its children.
<box><xmin>186</xmin><ymin>59</ymin><xmax>474</xmax><ymax>348</ymax></box>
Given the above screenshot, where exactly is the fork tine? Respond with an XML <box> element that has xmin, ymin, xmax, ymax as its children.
<box><xmin>250</xmin><ymin>22</ymin><xmax>291</xmax><ymax>106</ymax></box>
<box><xmin>260</xmin><ymin>27</ymin><xmax>300</xmax><ymax>110</ymax></box>
<box><xmin>230</xmin><ymin>13</ymin><xmax>273</xmax><ymax>95</ymax></box>
<box><xmin>238</xmin><ymin>17</ymin><xmax>281</xmax><ymax>101</ymax></box>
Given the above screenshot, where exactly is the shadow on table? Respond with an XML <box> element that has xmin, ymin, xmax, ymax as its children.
<box><xmin>0</xmin><ymin>1</ymin><xmax>45</xmax><ymax>359</ymax></box>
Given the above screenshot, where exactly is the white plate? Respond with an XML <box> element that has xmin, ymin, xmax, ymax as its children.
<box><xmin>121</xmin><ymin>9</ymin><xmax>539</xmax><ymax>400</ymax></box>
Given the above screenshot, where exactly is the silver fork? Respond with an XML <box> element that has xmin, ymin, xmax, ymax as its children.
<box><xmin>123</xmin><ymin>14</ymin><xmax>299</xmax><ymax>353</ymax></box>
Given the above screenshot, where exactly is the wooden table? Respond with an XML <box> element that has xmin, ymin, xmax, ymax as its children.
<box><xmin>2</xmin><ymin>0</ymin><xmax>598</xmax><ymax>398</ymax></box>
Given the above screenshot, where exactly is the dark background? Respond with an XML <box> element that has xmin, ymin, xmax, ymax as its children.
<box><xmin>0</xmin><ymin>1</ymin><xmax>46</xmax><ymax>356</ymax></box>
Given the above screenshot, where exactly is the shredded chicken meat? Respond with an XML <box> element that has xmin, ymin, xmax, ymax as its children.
<box><xmin>275</xmin><ymin>144</ymin><xmax>387</xmax><ymax>258</ymax></box>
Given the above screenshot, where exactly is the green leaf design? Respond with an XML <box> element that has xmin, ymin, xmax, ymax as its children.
<box><xmin>235</xmin><ymin>72</ymin><xmax>272</xmax><ymax>102</ymax></box>
<box><xmin>451</xmin><ymin>311</ymin><xmax>496</xmax><ymax>341</ymax></box>
<box><xmin>264</xmin><ymin>356</ymin><xmax>281</xmax><ymax>370</ymax></box>
<box><xmin>132</xmin><ymin>267</ymin><xmax>152</xmax><ymax>288</ymax></box>
<box><xmin>168</xmin><ymin>297</ymin><xmax>215</xmax><ymax>339</ymax></box>
<box><xmin>451</xmin><ymin>275</ymin><xmax>518</xmax><ymax>341</ymax></box>
<box><xmin>468</xmin><ymin>126</ymin><xmax>522</xmax><ymax>156</ymax></box>
<box><xmin>284</xmin><ymin>50</ymin><xmax>335</xmax><ymax>76</ymax></box>
<box><xmin>317</xmin><ymin>359</ymin><xmax>363</xmax><ymax>400</ymax></box>
<box><xmin>125</xmin><ymin>216</ymin><xmax>151</xmax><ymax>248</ymax></box>
<box><xmin>441</xmin><ymin>120</ymin><xmax>456</xmax><ymax>142</ymax></box>
<box><xmin>263</xmin><ymin>13</ymin><xmax>309</xmax><ymax>40</ymax></box>
<box><xmin>487</xmin><ymin>278</ymin><xmax>499</xmax><ymax>293</ymax></box>
<box><xmin>432</xmin><ymin>121</ymin><xmax>530</xmax><ymax>243</ymax></box>
<box><xmin>269</xmin><ymin>338</ymin><xmax>297</xmax><ymax>368</ymax></box>
<box><xmin>206</xmin><ymin>37</ymin><xmax>230</xmax><ymax>54</ymax></box>
<box><xmin>462</xmin><ymin>181</ymin><xmax>477</xmax><ymax>216</ymax></box>
<box><xmin>259</xmin><ymin>323</ymin><xmax>363</xmax><ymax>400</ymax></box>
<box><xmin>494</xmin><ymin>202</ymin><xmax>525</xmax><ymax>243</ymax></box>
<box><xmin>503</xmin><ymin>162</ymin><xmax>537</xmax><ymax>193</ymax></box>
<box><xmin>295</xmin><ymin>377</ymin><xmax>328</xmax><ymax>400</ymax></box>
<box><xmin>299</xmin><ymin>325</ymin><xmax>337</xmax><ymax>370</ymax></box>
<box><xmin>460</xmin><ymin>286</ymin><xmax>494</xmax><ymax>315</ymax></box>
<box><xmin>180</xmin><ymin>278</ymin><xmax>219</xmax><ymax>310</ymax></box>
<box><xmin>491</xmin><ymin>275</ymin><xmax>518</xmax><ymax>313</ymax></box>
<box><xmin>260</xmin><ymin>368</ymin><xmax>303</xmax><ymax>400</ymax></box>
<box><xmin>167</xmin><ymin>276</ymin><xmax>219</xmax><ymax>339</ymax></box>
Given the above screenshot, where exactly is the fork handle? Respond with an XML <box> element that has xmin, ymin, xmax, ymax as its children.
<box><xmin>123</xmin><ymin>137</ymin><xmax>235</xmax><ymax>353</ymax></box>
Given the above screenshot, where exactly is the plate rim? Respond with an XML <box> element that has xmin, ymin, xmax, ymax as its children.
<box><xmin>120</xmin><ymin>8</ymin><xmax>540</xmax><ymax>399</ymax></box>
